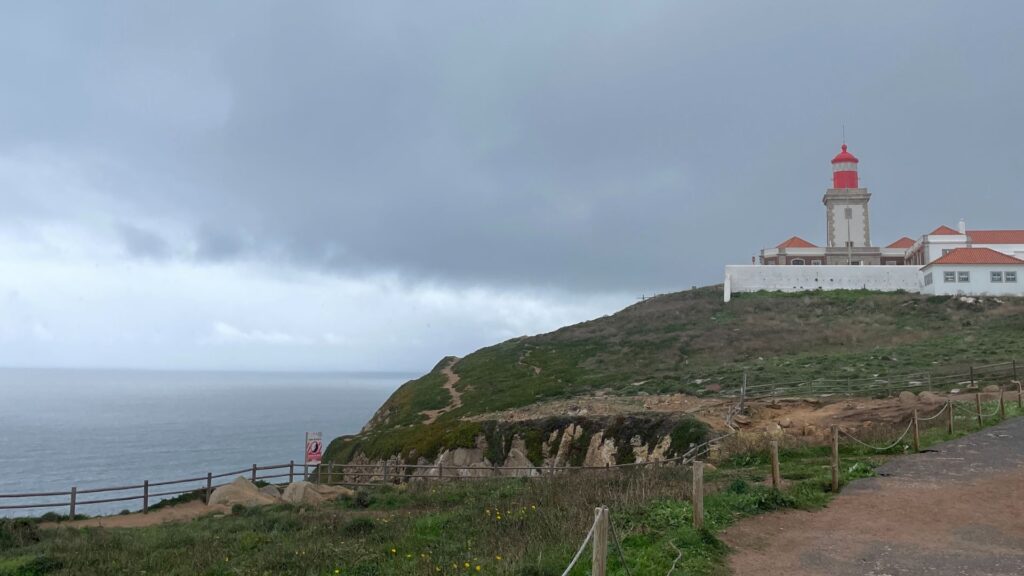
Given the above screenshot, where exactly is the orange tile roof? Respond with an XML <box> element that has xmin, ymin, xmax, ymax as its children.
<box><xmin>885</xmin><ymin>237</ymin><xmax>915</xmax><ymax>249</ymax></box>
<box><xmin>929</xmin><ymin>225</ymin><xmax>962</xmax><ymax>236</ymax></box>
<box><xmin>966</xmin><ymin>230</ymin><xmax>1024</xmax><ymax>244</ymax></box>
<box><xmin>925</xmin><ymin>247</ymin><xmax>1024</xmax><ymax>267</ymax></box>
<box><xmin>776</xmin><ymin>236</ymin><xmax>817</xmax><ymax>249</ymax></box>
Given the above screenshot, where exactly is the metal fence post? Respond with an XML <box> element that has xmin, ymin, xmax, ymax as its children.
<box><xmin>69</xmin><ymin>486</ymin><xmax>77</xmax><ymax>520</ymax></box>
<box><xmin>206</xmin><ymin>472</ymin><xmax>213</xmax><ymax>503</ymax></box>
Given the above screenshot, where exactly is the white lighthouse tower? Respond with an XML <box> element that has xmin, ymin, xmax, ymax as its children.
<box><xmin>823</xmin><ymin>144</ymin><xmax>873</xmax><ymax>263</ymax></box>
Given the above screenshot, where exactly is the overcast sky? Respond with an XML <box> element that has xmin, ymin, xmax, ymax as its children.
<box><xmin>2</xmin><ymin>2</ymin><xmax>1023</xmax><ymax>371</ymax></box>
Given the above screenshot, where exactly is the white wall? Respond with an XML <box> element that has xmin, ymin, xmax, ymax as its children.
<box><xmin>723</xmin><ymin>265</ymin><xmax>921</xmax><ymax>301</ymax></box>
<box><xmin>828</xmin><ymin>203</ymin><xmax>868</xmax><ymax>247</ymax></box>
<box><xmin>921</xmin><ymin>265</ymin><xmax>1024</xmax><ymax>296</ymax></box>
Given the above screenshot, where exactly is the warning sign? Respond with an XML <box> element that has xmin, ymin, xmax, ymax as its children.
<box><xmin>305</xmin><ymin>432</ymin><xmax>323</xmax><ymax>465</ymax></box>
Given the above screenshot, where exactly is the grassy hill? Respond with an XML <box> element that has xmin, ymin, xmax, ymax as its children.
<box><xmin>327</xmin><ymin>288</ymin><xmax>1024</xmax><ymax>463</ymax></box>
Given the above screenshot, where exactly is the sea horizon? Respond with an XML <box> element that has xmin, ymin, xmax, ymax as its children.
<box><xmin>0</xmin><ymin>367</ymin><xmax>414</xmax><ymax>517</ymax></box>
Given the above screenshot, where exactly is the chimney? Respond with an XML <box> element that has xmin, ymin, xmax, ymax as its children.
<box><xmin>958</xmin><ymin>218</ymin><xmax>966</xmax><ymax>234</ymax></box>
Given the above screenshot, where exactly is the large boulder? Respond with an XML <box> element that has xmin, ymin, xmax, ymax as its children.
<box><xmin>282</xmin><ymin>482</ymin><xmax>325</xmax><ymax>505</ymax></box>
<box><xmin>898</xmin><ymin>391</ymin><xmax>917</xmax><ymax>404</ymax></box>
<box><xmin>281</xmin><ymin>482</ymin><xmax>355</xmax><ymax>505</ymax></box>
<box><xmin>208</xmin><ymin>477</ymin><xmax>279</xmax><ymax>508</ymax></box>
<box><xmin>918</xmin><ymin>391</ymin><xmax>942</xmax><ymax>403</ymax></box>
<box><xmin>982</xmin><ymin>385</ymin><xmax>1001</xmax><ymax>393</ymax></box>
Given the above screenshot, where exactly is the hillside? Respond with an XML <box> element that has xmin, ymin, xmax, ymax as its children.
<box><xmin>325</xmin><ymin>288</ymin><xmax>1024</xmax><ymax>464</ymax></box>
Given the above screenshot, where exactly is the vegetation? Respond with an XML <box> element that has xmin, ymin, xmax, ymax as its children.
<box><xmin>5</xmin><ymin>406</ymin><xmax>1018</xmax><ymax>576</ymax></box>
<box><xmin>327</xmin><ymin>288</ymin><xmax>1024</xmax><ymax>464</ymax></box>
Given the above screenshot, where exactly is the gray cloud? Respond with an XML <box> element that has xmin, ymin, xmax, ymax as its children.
<box><xmin>3</xmin><ymin>2</ymin><xmax>1023</xmax><ymax>295</ymax></box>
<box><xmin>116</xmin><ymin>223</ymin><xmax>171</xmax><ymax>260</ymax></box>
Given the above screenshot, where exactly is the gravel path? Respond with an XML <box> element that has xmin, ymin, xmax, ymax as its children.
<box><xmin>722</xmin><ymin>416</ymin><xmax>1024</xmax><ymax>576</ymax></box>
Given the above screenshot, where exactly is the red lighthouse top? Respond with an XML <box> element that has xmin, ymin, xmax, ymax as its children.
<box><xmin>831</xmin><ymin>144</ymin><xmax>859</xmax><ymax>188</ymax></box>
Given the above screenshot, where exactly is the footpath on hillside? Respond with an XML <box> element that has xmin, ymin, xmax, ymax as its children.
<box><xmin>723</xmin><ymin>416</ymin><xmax>1024</xmax><ymax>576</ymax></box>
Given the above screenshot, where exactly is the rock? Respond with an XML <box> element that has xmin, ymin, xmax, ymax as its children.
<box><xmin>704</xmin><ymin>463</ymin><xmax>717</xmax><ymax>472</ymax></box>
<box><xmin>950</xmin><ymin>388</ymin><xmax>961</xmax><ymax>395</ymax></box>
<box><xmin>898</xmin><ymin>391</ymin><xmax>917</xmax><ymax>404</ymax></box>
<box><xmin>765</xmin><ymin>423</ymin><xmax>783</xmax><ymax>438</ymax></box>
<box><xmin>732</xmin><ymin>414</ymin><xmax>751</xmax><ymax>425</ymax></box>
<box><xmin>312</xmin><ymin>484</ymin><xmax>355</xmax><ymax>499</ymax></box>
<box><xmin>208</xmin><ymin>477</ymin><xmax>278</xmax><ymax>508</ymax></box>
<box><xmin>802</xmin><ymin>424</ymin><xmax>817</xmax><ymax>437</ymax></box>
<box><xmin>983</xmin><ymin>385</ymin><xmax>1000</xmax><ymax>393</ymax></box>
<box><xmin>259</xmin><ymin>484</ymin><xmax>281</xmax><ymax>499</ymax></box>
<box><xmin>778</xmin><ymin>417</ymin><xmax>792</xmax><ymax>429</ymax></box>
<box><xmin>282</xmin><ymin>481</ymin><xmax>325</xmax><ymax>506</ymax></box>
<box><xmin>918</xmin><ymin>391</ymin><xmax>942</xmax><ymax>403</ymax></box>
<box><xmin>803</xmin><ymin>398</ymin><xmax>820</xmax><ymax>405</ymax></box>
<box><xmin>704</xmin><ymin>383</ymin><xmax>721</xmax><ymax>393</ymax></box>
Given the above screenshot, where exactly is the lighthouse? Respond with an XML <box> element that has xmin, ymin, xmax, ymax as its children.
<box><xmin>823</xmin><ymin>143</ymin><xmax>872</xmax><ymax>260</ymax></box>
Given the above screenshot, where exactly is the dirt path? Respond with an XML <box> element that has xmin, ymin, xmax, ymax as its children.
<box><xmin>421</xmin><ymin>357</ymin><xmax>463</xmax><ymax>424</ymax></box>
<box><xmin>722</xmin><ymin>416</ymin><xmax>1024</xmax><ymax>576</ymax></box>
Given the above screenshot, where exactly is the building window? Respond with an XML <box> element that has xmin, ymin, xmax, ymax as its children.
<box><xmin>943</xmin><ymin>271</ymin><xmax>956</xmax><ymax>283</ymax></box>
<box><xmin>885</xmin><ymin>261</ymin><xmax>897</xmax><ymax>265</ymax></box>
<box><xmin>811</xmin><ymin>260</ymin><xmax>822</xmax><ymax>265</ymax></box>
<box><xmin>790</xmin><ymin>258</ymin><xmax>805</xmax><ymax>265</ymax></box>
<box><xmin>957</xmin><ymin>271</ymin><xmax>970</xmax><ymax>283</ymax></box>
<box><xmin>991</xmin><ymin>271</ymin><xmax>1003</xmax><ymax>283</ymax></box>
<box><xmin>924</xmin><ymin>273</ymin><xmax>933</xmax><ymax>286</ymax></box>
<box><xmin>1007</xmin><ymin>271</ymin><xmax>1018</xmax><ymax>283</ymax></box>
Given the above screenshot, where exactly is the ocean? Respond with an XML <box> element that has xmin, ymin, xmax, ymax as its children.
<box><xmin>0</xmin><ymin>368</ymin><xmax>409</xmax><ymax>517</ymax></box>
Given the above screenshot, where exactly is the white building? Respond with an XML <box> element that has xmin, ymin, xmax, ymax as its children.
<box><xmin>920</xmin><ymin>248</ymin><xmax>1024</xmax><ymax>296</ymax></box>
<box><xmin>724</xmin><ymin>142</ymin><xmax>1024</xmax><ymax>301</ymax></box>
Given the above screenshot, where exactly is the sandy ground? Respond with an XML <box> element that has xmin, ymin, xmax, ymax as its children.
<box><xmin>722</xmin><ymin>416</ymin><xmax>1024</xmax><ymax>576</ymax></box>
<box><xmin>43</xmin><ymin>500</ymin><xmax>229</xmax><ymax>529</ymax></box>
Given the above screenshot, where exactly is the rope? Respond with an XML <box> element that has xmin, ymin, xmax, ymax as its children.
<box><xmin>916</xmin><ymin>402</ymin><xmax>949</xmax><ymax>421</ymax></box>
<box><xmin>608</xmin><ymin>512</ymin><xmax>634</xmax><ymax>576</ymax></box>
<box><xmin>840</xmin><ymin>420</ymin><xmax>914</xmax><ymax>451</ymax></box>
<box><xmin>560</xmin><ymin>515</ymin><xmax>597</xmax><ymax>576</ymax></box>
<box><xmin>665</xmin><ymin>541</ymin><xmax>684</xmax><ymax>576</ymax></box>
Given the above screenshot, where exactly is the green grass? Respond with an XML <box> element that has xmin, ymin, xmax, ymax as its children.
<box><xmin>6</xmin><ymin>411</ymin><xmax>1021</xmax><ymax>575</ymax></box>
<box><xmin>332</xmin><ymin>288</ymin><xmax>1024</xmax><ymax>466</ymax></box>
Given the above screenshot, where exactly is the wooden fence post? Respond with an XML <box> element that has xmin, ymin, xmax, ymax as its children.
<box><xmin>769</xmin><ymin>440</ymin><xmax>781</xmax><ymax>489</ymax></box>
<box><xmin>206</xmin><ymin>472</ymin><xmax>213</xmax><ymax>503</ymax></box>
<box><xmin>830</xmin><ymin>425</ymin><xmax>839</xmax><ymax>493</ymax></box>
<box><xmin>329</xmin><ymin>462</ymin><xmax>335</xmax><ymax>484</ymax></box>
<box><xmin>692</xmin><ymin>461</ymin><xmax>704</xmax><ymax>530</ymax></box>
<box><xmin>975</xmin><ymin>393</ymin><xmax>983</xmax><ymax>426</ymax></box>
<box><xmin>912</xmin><ymin>410</ymin><xmax>920</xmax><ymax>453</ymax></box>
<box><xmin>383</xmin><ymin>461</ymin><xmax>390</xmax><ymax>484</ymax></box>
<box><xmin>251</xmin><ymin>464</ymin><xmax>257</xmax><ymax>483</ymax></box>
<box><xmin>438</xmin><ymin>462</ymin><xmax>443</xmax><ymax>481</ymax></box>
<box><xmin>289</xmin><ymin>460</ymin><xmax>294</xmax><ymax>484</ymax></box>
<box><xmin>592</xmin><ymin>506</ymin><xmax>609</xmax><ymax>576</ymax></box>
<box><xmin>946</xmin><ymin>400</ymin><xmax>954</xmax><ymax>435</ymax></box>
<box><xmin>1000</xmin><ymin>389</ymin><xmax>1006</xmax><ymax>419</ymax></box>
<box><xmin>142</xmin><ymin>480</ymin><xmax>149</xmax><ymax>514</ymax></box>
<box><xmin>1019</xmin><ymin>381</ymin><xmax>1023</xmax><ymax>409</ymax></box>
<box><xmin>69</xmin><ymin>486</ymin><xmax>77</xmax><ymax>520</ymax></box>
<box><xmin>1013</xmin><ymin>359</ymin><xmax>1018</xmax><ymax>382</ymax></box>
<box><xmin>970</xmin><ymin>366</ymin><xmax>975</xmax><ymax>389</ymax></box>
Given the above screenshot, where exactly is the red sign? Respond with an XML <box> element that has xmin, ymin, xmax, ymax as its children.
<box><xmin>305</xmin><ymin>432</ymin><xmax>323</xmax><ymax>464</ymax></box>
